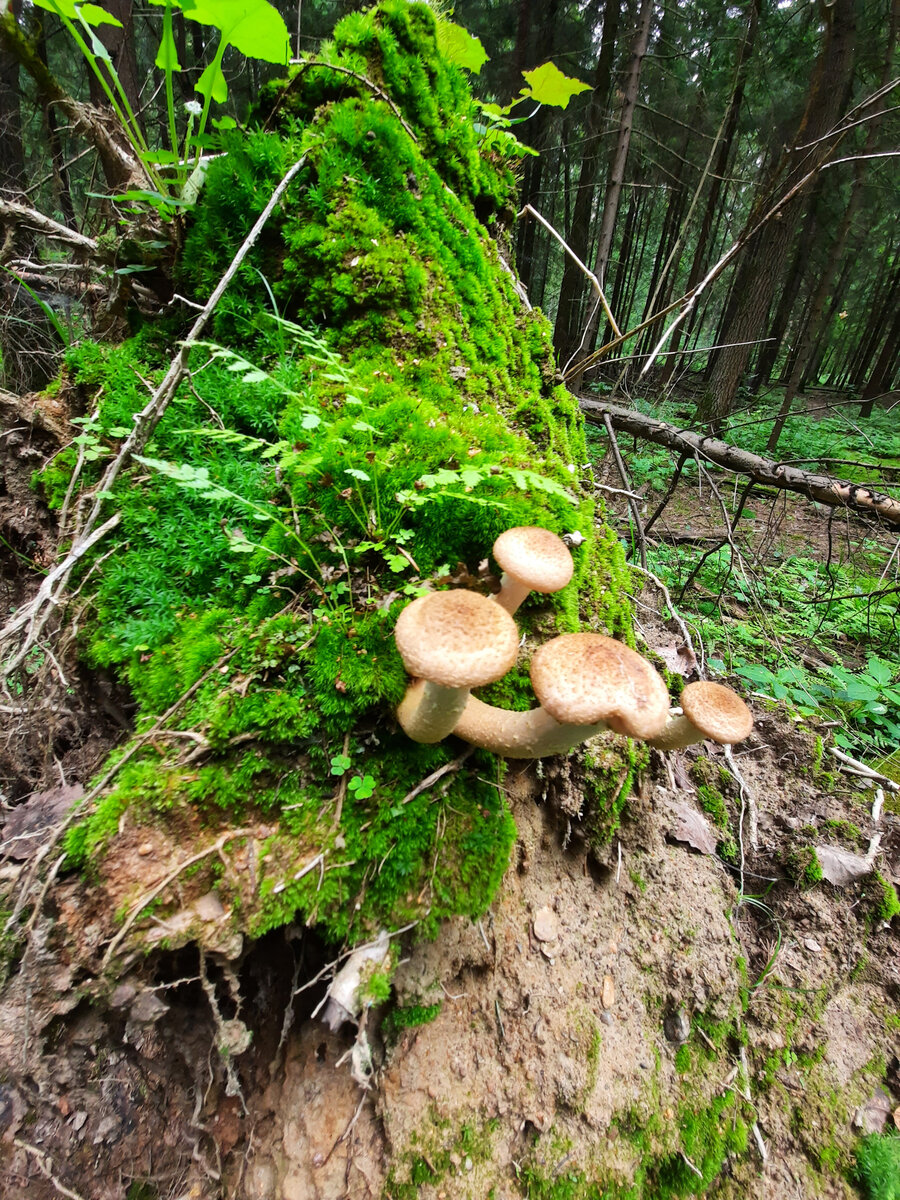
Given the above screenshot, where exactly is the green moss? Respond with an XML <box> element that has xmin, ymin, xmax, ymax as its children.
<box><xmin>382</xmin><ymin>1001</ymin><xmax>441</xmax><ymax>1042</ymax></box>
<box><xmin>695</xmin><ymin>784</ymin><xmax>737</xmax><ymax>862</ymax></box>
<box><xmin>870</xmin><ymin>871</ymin><xmax>900</xmax><ymax>923</ymax></box>
<box><xmin>785</xmin><ymin>846</ymin><xmax>824</xmax><ymax>888</ymax></box>
<box><xmin>383</xmin><ymin>1111</ymin><xmax>499</xmax><ymax>1198</ymax></box>
<box><xmin>42</xmin><ymin>0</ymin><xmax>635</xmax><ymax>961</ymax></box>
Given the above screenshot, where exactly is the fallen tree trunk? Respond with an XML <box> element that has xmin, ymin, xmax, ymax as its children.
<box><xmin>582</xmin><ymin>397</ymin><xmax>900</xmax><ymax>526</ymax></box>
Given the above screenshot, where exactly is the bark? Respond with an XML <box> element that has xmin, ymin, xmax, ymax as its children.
<box><xmin>858</xmin><ymin>301</ymin><xmax>900</xmax><ymax>418</ymax></box>
<box><xmin>570</xmin><ymin>0</ymin><xmax>654</xmax><ymax>390</ymax></box>
<box><xmin>552</xmin><ymin>0</ymin><xmax>621</xmax><ymax>364</ymax></box>
<box><xmin>581</xmin><ymin>396</ymin><xmax>900</xmax><ymax>525</ymax></box>
<box><xmin>767</xmin><ymin>2</ymin><xmax>899</xmax><ymax>447</ymax></box>
<box><xmin>0</xmin><ymin>0</ymin><xmax>25</xmax><ymax>195</ymax></box>
<box><xmin>85</xmin><ymin>0</ymin><xmax>143</xmax><ymax>133</ymax></box>
<box><xmin>0</xmin><ymin>7</ymin><xmax>148</xmax><ymax>193</ymax></box>
<box><xmin>701</xmin><ymin>0</ymin><xmax>858</xmax><ymax>424</ymax></box>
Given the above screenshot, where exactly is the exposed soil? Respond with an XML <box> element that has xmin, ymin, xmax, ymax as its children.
<box><xmin>0</xmin><ymin>398</ymin><xmax>898</xmax><ymax>1200</ymax></box>
<box><xmin>0</xmin><ymin>700</ymin><xmax>897</xmax><ymax>1199</ymax></box>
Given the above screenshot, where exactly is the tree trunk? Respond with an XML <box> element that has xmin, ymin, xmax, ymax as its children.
<box><xmin>570</xmin><ymin>0</ymin><xmax>654</xmax><ymax>391</ymax></box>
<box><xmin>657</xmin><ymin>0</ymin><xmax>760</xmax><ymax>389</ymax></box>
<box><xmin>86</xmin><ymin>0</ymin><xmax>143</xmax><ymax>131</ymax></box>
<box><xmin>700</xmin><ymin>0</ymin><xmax>857</xmax><ymax>425</ymax></box>
<box><xmin>859</xmin><ymin>301</ymin><xmax>900</xmax><ymax>417</ymax></box>
<box><xmin>552</xmin><ymin>0</ymin><xmax>621</xmax><ymax>365</ymax></box>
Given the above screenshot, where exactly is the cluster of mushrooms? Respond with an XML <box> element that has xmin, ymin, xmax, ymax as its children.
<box><xmin>394</xmin><ymin>526</ymin><xmax>753</xmax><ymax>758</ymax></box>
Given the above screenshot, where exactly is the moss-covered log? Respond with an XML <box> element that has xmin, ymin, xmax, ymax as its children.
<box><xmin>33</xmin><ymin>0</ymin><xmax>635</xmax><ymax>966</ymax></box>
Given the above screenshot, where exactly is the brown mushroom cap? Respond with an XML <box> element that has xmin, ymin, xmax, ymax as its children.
<box><xmin>681</xmin><ymin>681</ymin><xmax>753</xmax><ymax>744</ymax></box>
<box><xmin>493</xmin><ymin>527</ymin><xmax>574</xmax><ymax>594</ymax></box>
<box><xmin>394</xmin><ymin>590</ymin><xmax>519</xmax><ymax>688</ymax></box>
<box><xmin>530</xmin><ymin>633</ymin><xmax>670</xmax><ymax>740</ymax></box>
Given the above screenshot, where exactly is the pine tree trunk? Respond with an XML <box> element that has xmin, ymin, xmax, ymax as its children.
<box><xmin>859</xmin><ymin>302</ymin><xmax>900</xmax><ymax>416</ymax></box>
<box><xmin>552</xmin><ymin>0</ymin><xmax>621</xmax><ymax>365</ymax></box>
<box><xmin>570</xmin><ymin>0</ymin><xmax>654</xmax><ymax>391</ymax></box>
<box><xmin>700</xmin><ymin>0</ymin><xmax>857</xmax><ymax>425</ymax></box>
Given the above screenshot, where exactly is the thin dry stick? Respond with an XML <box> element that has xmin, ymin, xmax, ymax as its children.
<box><xmin>0</xmin><ymin>158</ymin><xmax>307</xmax><ymax>680</ymax></box>
<box><xmin>725</xmin><ymin>744</ymin><xmax>758</xmax><ymax>852</ymax></box>
<box><xmin>287</xmin><ymin>60</ymin><xmax>418</xmax><ymax>144</ymax></box>
<box><xmin>13</xmin><ymin>1139</ymin><xmax>87</xmax><ymax>1200</ymax></box>
<box><xmin>602</xmin><ymin>412</ymin><xmax>646</xmax><ymax>569</ymax></box>
<box><xmin>101</xmin><ymin>828</ymin><xmax>252</xmax><ymax>968</ymax></box>
<box><xmin>400</xmin><ymin>747</ymin><xmax>474</xmax><ymax>806</ymax></box>
<box><xmin>331</xmin><ymin>731</ymin><xmax>352</xmax><ymax>829</ymax></box>
<box><xmin>517</xmin><ymin>204</ymin><xmax>620</xmax><ymax>338</ymax></box>
<box><xmin>629</xmin><ymin>562</ymin><xmax>701</xmax><ymax>675</ymax></box>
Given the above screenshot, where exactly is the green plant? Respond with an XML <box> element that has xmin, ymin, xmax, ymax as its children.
<box><xmin>29</xmin><ymin>0</ymin><xmax>290</xmax><ymax>206</ymax></box>
<box><xmin>853</xmin><ymin>1131</ymin><xmax>900</xmax><ymax>1200</ymax></box>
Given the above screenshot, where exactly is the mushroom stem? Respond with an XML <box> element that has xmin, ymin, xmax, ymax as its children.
<box><xmin>645</xmin><ymin>712</ymin><xmax>704</xmax><ymax>751</ymax></box>
<box><xmin>396</xmin><ymin>679</ymin><xmax>471</xmax><ymax>744</ymax></box>
<box><xmin>452</xmin><ymin>695</ymin><xmax>609</xmax><ymax>758</ymax></box>
<box><xmin>493</xmin><ymin>573</ymin><xmax>531</xmax><ymax>615</ymax></box>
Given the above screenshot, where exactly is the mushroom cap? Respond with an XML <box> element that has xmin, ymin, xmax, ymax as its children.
<box><xmin>394</xmin><ymin>590</ymin><xmax>519</xmax><ymax>688</ymax></box>
<box><xmin>681</xmin><ymin>681</ymin><xmax>753</xmax><ymax>744</ymax></box>
<box><xmin>530</xmin><ymin>633</ymin><xmax>670</xmax><ymax>739</ymax></box>
<box><xmin>493</xmin><ymin>526</ymin><xmax>574</xmax><ymax>594</ymax></box>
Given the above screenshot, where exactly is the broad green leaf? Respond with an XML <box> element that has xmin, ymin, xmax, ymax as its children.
<box><xmin>178</xmin><ymin>0</ymin><xmax>290</xmax><ymax>63</ymax></box>
<box><xmin>30</xmin><ymin>0</ymin><xmax>120</xmax><ymax>24</ymax></box>
<box><xmin>521</xmin><ymin>62</ymin><xmax>591</xmax><ymax>110</ymax></box>
<box><xmin>80</xmin><ymin>2</ymin><xmax>122</xmax><ymax>24</ymax></box>
<box><xmin>196</xmin><ymin>60</ymin><xmax>228</xmax><ymax>103</ymax></box>
<box><xmin>345</xmin><ymin>468</ymin><xmax>370</xmax><ymax>482</ymax></box>
<box><xmin>155</xmin><ymin>18</ymin><xmax>182</xmax><ymax>70</ymax></box>
<box><xmin>436</xmin><ymin>19</ymin><xmax>487</xmax><ymax>74</ymax></box>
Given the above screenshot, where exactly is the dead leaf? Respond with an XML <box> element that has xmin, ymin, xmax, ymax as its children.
<box><xmin>815</xmin><ymin>845</ymin><xmax>874</xmax><ymax>887</ymax></box>
<box><xmin>669</xmin><ymin>801</ymin><xmax>717</xmax><ymax>856</ymax></box>
<box><xmin>854</xmin><ymin>1088</ymin><xmax>892</xmax><ymax>1134</ymax></box>
<box><xmin>0</xmin><ymin>785</ymin><xmax>83</xmax><ymax>860</ymax></box>
<box><xmin>656</xmin><ymin>641</ymin><xmax>698</xmax><ymax>678</ymax></box>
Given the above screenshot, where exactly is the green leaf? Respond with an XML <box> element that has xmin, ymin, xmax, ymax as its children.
<box><xmin>436</xmin><ymin>19</ymin><xmax>488</xmax><ymax>74</ymax></box>
<box><xmin>344</xmin><ymin>468</ymin><xmax>370</xmax><ymax>482</ymax></box>
<box><xmin>521</xmin><ymin>62</ymin><xmax>591</xmax><ymax>110</ymax></box>
<box><xmin>79</xmin><ymin>2</ymin><xmax>123</xmax><ymax>25</ymax></box>
<box><xmin>386</xmin><ymin>554</ymin><xmax>409</xmax><ymax>572</ymax></box>
<box><xmin>177</xmin><ymin>0</ymin><xmax>290</xmax><ymax>63</ymax></box>
<box><xmin>195</xmin><ymin>60</ymin><xmax>228</xmax><ymax>103</ymax></box>
<box><xmin>30</xmin><ymin>0</ymin><xmax>121</xmax><ymax>24</ymax></box>
<box><xmin>155</xmin><ymin>16</ymin><xmax>182</xmax><ymax>71</ymax></box>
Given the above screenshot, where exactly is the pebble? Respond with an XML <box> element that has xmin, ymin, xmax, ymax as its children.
<box><xmin>602</xmin><ymin>975</ymin><xmax>615</xmax><ymax>1009</ymax></box>
<box><xmin>533</xmin><ymin>907</ymin><xmax>559</xmax><ymax>942</ymax></box>
<box><xmin>137</xmin><ymin>842</ymin><xmax>153</xmax><ymax>856</ymax></box>
<box><xmin>804</xmin><ymin>938</ymin><xmax>822</xmax><ymax>953</ymax></box>
<box><xmin>664</xmin><ymin>1007</ymin><xmax>691</xmax><ymax>1044</ymax></box>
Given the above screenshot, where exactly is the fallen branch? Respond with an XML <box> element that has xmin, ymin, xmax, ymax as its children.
<box><xmin>0</xmin><ymin>198</ymin><xmax>97</xmax><ymax>253</ymax></box>
<box><xmin>583</xmin><ymin>398</ymin><xmax>900</xmax><ymax>525</ymax></box>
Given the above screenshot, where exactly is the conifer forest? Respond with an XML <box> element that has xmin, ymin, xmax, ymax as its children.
<box><xmin>0</xmin><ymin>0</ymin><xmax>899</xmax><ymax>1196</ymax></box>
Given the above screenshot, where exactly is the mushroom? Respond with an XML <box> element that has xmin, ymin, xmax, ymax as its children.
<box><xmin>646</xmin><ymin>681</ymin><xmax>753</xmax><ymax>751</ymax></box>
<box><xmin>491</xmin><ymin>526</ymin><xmax>574</xmax><ymax>614</ymax></box>
<box><xmin>394</xmin><ymin>590</ymin><xmax>519</xmax><ymax>743</ymax></box>
<box><xmin>451</xmin><ymin>633</ymin><xmax>671</xmax><ymax>757</ymax></box>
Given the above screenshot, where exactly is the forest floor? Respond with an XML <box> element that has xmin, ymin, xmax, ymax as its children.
<box><xmin>0</xmin><ymin>396</ymin><xmax>898</xmax><ymax>1199</ymax></box>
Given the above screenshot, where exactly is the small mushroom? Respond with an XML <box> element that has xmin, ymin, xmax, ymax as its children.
<box><xmin>492</xmin><ymin>526</ymin><xmax>574</xmax><ymax>614</ymax></box>
<box><xmin>452</xmin><ymin>633</ymin><xmax>670</xmax><ymax>758</ymax></box>
<box><xmin>647</xmin><ymin>681</ymin><xmax>753</xmax><ymax>751</ymax></box>
<box><xmin>394</xmin><ymin>590</ymin><xmax>519</xmax><ymax>743</ymax></box>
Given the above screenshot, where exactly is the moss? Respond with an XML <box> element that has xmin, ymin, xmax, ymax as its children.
<box><xmin>42</xmin><ymin>1</ymin><xmax>635</xmax><ymax>961</ymax></box>
<box><xmin>785</xmin><ymin>846</ymin><xmax>824</xmax><ymax>888</ymax></box>
<box><xmin>383</xmin><ymin>1111</ymin><xmax>499</xmax><ymax>1197</ymax></box>
<box><xmin>382</xmin><ymin>1001</ymin><xmax>441</xmax><ymax>1042</ymax></box>
<box><xmin>870</xmin><ymin>871</ymin><xmax>900</xmax><ymax>923</ymax></box>
<box><xmin>695</xmin><ymin>784</ymin><xmax>737</xmax><ymax>862</ymax></box>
